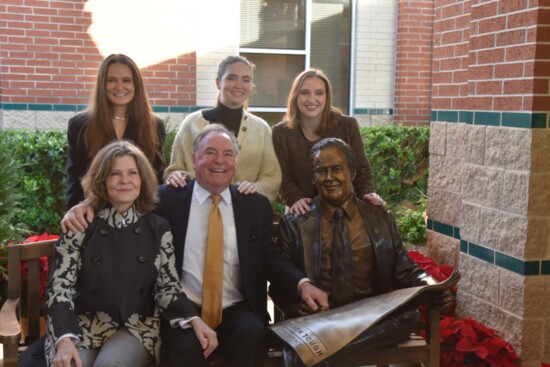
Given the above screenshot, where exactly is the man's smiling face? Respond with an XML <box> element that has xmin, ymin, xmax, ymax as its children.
<box><xmin>312</xmin><ymin>146</ymin><xmax>355</xmax><ymax>207</ymax></box>
<box><xmin>193</xmin><ymin>131</ymin><xmax>237</xmax><ymax>194</ymax></box>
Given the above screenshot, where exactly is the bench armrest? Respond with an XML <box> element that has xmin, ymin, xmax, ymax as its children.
<box><xmin>0</xmin><ymin>297</ymin><xmax>22</xmax><ymax>366</ymax></box>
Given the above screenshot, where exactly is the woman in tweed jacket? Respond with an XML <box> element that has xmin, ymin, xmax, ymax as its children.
<box><xmin>46</xmin><ymin>141</ymin><xmax>190</xmax><ymax>367</ymax></box>
<box><xmin>164</xmin><ymin>55</ymin><xmax>281</xmax><ymax>202</ymax></box>
<box><xmin>272</xmin><ymin>69</ymin><xmax>385</xmax><ymax>214</ymax></box>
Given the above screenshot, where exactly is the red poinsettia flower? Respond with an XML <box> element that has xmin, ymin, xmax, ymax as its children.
<box><xmin>440</xmin><ymin>316</ymin><xmax>518</xmax><ymax>366</ymax></box>
<box><xmin>408</xmin><ymin>251</ymin><xmax>518</xmax><ymax>366</ymax></box>
<box><xmin>18</xmin><ymin>233</ymin><xmax>59</xmax><ymax>305</ymax></box>
<box><xmin>22</xmin><ymin>233</ymin><xmax>59</xmax><ymax>244</ymax></box>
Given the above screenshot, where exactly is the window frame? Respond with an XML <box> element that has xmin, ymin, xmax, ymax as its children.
<box><xmin>239</xmin><ymin>0</ymin><xmax>353</xmax><ymax>115</ymax></box>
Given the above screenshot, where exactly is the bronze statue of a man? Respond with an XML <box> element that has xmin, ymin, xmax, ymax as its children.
<box><xmin>269</xmin><ymin>137</ymin><xmax>449</xmax><ymax>366</ymax></box>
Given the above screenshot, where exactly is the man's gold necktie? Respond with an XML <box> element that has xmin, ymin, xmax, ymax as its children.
<box><xmin>201</xmin><ymin>194</ymin><xmax>224</xmax><ymax>329</ymax></box>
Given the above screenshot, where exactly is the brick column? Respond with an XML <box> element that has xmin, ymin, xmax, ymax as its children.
<box><xmin>428</xmin><ymin>1</ymin><xmax>550</xmax><ymax>364</ymax></box>
<box><xmin>394</xmin><ymin>0</ymin><xmax>434</xmax><ymax>126</ymax></box>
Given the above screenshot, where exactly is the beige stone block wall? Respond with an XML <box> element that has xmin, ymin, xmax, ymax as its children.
<box><xmin>428</xmin><ymin>122</ymin><xmax>446</xmax><ymax>155</ymax></box>
<box><xmin>526</xmin><ymin>217</ymin><xmax>550</xmax><ymax>259</ymax></box>
<box><xmin>457</xmin><ymin>288</ymin><xmax>523</xmax><ymax>356</ymax></box>
<box><xmin>532</xmin><ymin>129</ymin><xmax>550</xmax><ymax>173</ymax></box>
<box><xmin>485</xmin><ymin>127</ymin><xmax>532</xmax><ymax>170</ymax></box>
<box><xmin>1</xmin><ymin>111</ymin><xmax>187</xmax><ymax>132</ymax></box>
<box><xmin>426</xmin><ymin>188</ymin><xmax>461</xmax><ymax>227</ymax></box>
<box><xmin>428</xmin><ymin>121</ymin><xmax>550</xmax><ymax>362</ymax></box>
<box><xmin>159</xmin><ymin>113</ymin><xmax>187</xmax><ymax>131</ymax></box>
<box><xmin>544</xmin><ymin>319</ymin><xmax>550</xmax><ymax>362</ymax></box>
<box><xmin>459</xmin><ymin>255</ymin><xmax>500</xmax><ymax>305</ymax></box>
<box><xmin>426</xmin><ymin>230</ymin><xmax>460</xmax><ymax>268</ymax></box>
<box><xmin>354</xmin><ymin>114</ymin><xmax>393</xmax><ymax>127</ymax></box>
<box><xmin>479</xmin><ymin>208</ymin><xmax>527</xmax><ymax>257</ymax></box>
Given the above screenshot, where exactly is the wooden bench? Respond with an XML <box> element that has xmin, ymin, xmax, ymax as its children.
<box><xmin>0</xmin><ymin>239</ymin><xmax>440</xmax><ymax>366</ymax></box>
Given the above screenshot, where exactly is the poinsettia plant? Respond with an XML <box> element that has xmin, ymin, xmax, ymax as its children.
<box><xmin>407</xmin><ymin>250</ymin><xmax>519</xmax><ymax>366</ymax></box>
<box><xmin>439</xmin><ymin>316</ymin><xmax>518</xmax><ymax>366</ymax></box>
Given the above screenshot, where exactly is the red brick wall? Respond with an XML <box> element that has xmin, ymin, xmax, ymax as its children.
<box><xmin>394</xmin><ymin>0</ymin><xmax>434</xmax><ymax>126</ymax></box>
<box><xmin>432</xmin><ymin>0</ymin><xmax>547</xmax><ymax>113</ymax></box>
<box><xmin>0</xmin><ymin>0</ymin><xmax>196</xmax><ymax>107</ymax></box>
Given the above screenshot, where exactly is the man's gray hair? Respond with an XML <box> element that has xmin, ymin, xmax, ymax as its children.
<box><xmin>193</xmin><ymin>124</ymin><xmax>239</xmax><ymax>157</ymax></box>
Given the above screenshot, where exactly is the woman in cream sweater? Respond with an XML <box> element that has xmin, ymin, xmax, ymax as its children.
<box><xmin>164</xmin><ymin>55</ymin><xmax>281</xmax><ymax>202</ymax></box>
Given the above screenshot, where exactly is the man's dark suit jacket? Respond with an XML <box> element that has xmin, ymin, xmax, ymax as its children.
<box><xmin>156</xmin><ymin>180</ymin><xmax>305</xmax><ymax>325</ymax></box>
<box><xmin>269</xmin><ymin>196</ymin><xmax>430</xmax><ymax>315</ymax></box>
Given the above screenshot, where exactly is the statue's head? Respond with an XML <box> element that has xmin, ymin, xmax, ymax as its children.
<box><xmin>311</xmin><ymin>138</ymin><xmax>356</xmax><ymax>207</ymax></box>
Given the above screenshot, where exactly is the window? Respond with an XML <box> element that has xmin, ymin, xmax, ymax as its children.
<box><xmin>240</xmin><ymin>0</ymin><xmax>351</xmax><ymax>123</ymax></box>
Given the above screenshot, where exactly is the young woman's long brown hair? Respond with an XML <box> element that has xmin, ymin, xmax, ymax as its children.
<box><xmin>85</xmin><ymin>54</ymin><xmax>158</xmax><ymax>159</ymax></box>
<box><xmin>283</xmin><ymin>68</ymin><xmax>342</xmax><ymax>136</ymax></box>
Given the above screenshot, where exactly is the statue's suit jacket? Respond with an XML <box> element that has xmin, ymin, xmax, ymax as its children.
<box><xmin>270</xmin><ymin>197</ymin><xmax>429</xmax><ymax>315</ymax></box>
<box><xmin>156</xmin><ymin>180</ymin><xmax>305</xmax><ymax>325</ymax></box>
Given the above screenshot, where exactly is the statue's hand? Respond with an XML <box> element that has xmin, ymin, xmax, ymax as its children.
<box><xmin>296</xmin><ymin>300</ymin><xmax>320</xmax><ymax>316</ymax></box>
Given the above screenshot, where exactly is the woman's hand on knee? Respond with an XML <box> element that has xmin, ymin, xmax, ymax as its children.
<box><xmin>53</xmin><ymin>338</ymin><xmax>82</xmax><ymax>367</ymax></box>
<box><xmin>191</xmin><ymin>318</ymin><xmax>218</xmax><ymax>359</ymax></box>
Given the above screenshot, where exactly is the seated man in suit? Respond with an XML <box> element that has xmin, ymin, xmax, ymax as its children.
<box><xmin>269</xmin><ymin>137</ymin><xmax>450</xmax><ymax>366</ymax></box>
<box><xmin>59</xmin><ymin>124</ymin><xmax>329</xmax><ymax>367</ymax></box>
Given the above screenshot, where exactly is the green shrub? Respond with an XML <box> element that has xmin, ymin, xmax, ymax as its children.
<box><xmin>361</xmin><ymin>126</ymin><xmax>429</xmax><ymax>243</ymax></box>
<box><xmin>0</xmin><ymin>131</ymin><xmax>28</xmax><ymax>245</ymax></box>
<box><xmin>2</xmin><ymin>125</ymin><xmax>430</xmax><ymax>244</ymax></box>
<box><xmin>3</xmin><ymin>130</ymin><xmax>66</xmax><ymax>235</ymax></box>
<box><xmin>165</xmin><ymin>129</ymin><xmax>176</xmax><ymax>166</ymax></box>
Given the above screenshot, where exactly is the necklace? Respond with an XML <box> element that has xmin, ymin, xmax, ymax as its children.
<box><xmin>113</xmin><ymin>115</ymin><xmax>128</xmax><ymax>121</ymax></box>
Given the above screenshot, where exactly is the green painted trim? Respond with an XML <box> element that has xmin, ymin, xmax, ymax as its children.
<box><xmin>438</xmin><ymin>110</ymin><xmax>458</xmax><ymax>123</ymax></box>
<box><xmin>433</xmin><ymin>221</ymin><xmax>454</xmax><ymax>237</ymax></box>
<box><xmin>502</xmin><ymin>112</ymin><xmax>532</xmax><ymax>128</ymax></box>
<box><xmin>353</xmin><ymin>108</ymin><xmax>393</xmax><ymax>116</ymax></box>
<box><xmin>432</xmin><ymin>219</ymin><xmax>548</xmax><ymax>276</ymax></box>
<box><xmin>427</xmin><ymin>219</ymin><xmax>434</xmax><ymax>230</ymax></box>
<box><xmin>152</xmin><ymin>106</ymin><xmax>170</xmax><ymax>113</ymax></box>
<box><xmin>460</xmin><ymin>239</ymin><xmax>468</xmax><ymax>253</ymax></box>
<box><xmin>0</xmin><ymin>103</ymin><xmax>199</xmax><ymax>114</ymax></box>
<box><xmin>29</xmin><ymin>104</ymin><xmax>52</xmax><ymax>111</ymax></box>
<box><xmin>459</xmin><ymin>111</ymin><xmax>473</xmax><ymax>124</ymax></box>
<box><xmin>2</xmin><ymin>103</ymin><xmax>27</xmax><ymax>110</ymax></box>
<box><xmin>495</xmin><ymin>252</ymin><xmax>540</xmax><ymax>276</ymax></box>
<box><xmin>53</xmin><ymin>104</ymin><xmax>78</xmax><ymax>112</ymax></box>
<box><xmin>469</xmin><ymin>243</ymin><xmax>495</xmax><ymax>263</ymax></box>
<box><xmin>454</xmin><ymin>227</ymin><xmax>461</xmax><ymax>239</ymax></box>
<box><xmin>531</xmin><ymin>113</ymin><xmax>547</xmax><ymax>128</ymax></box>
<box><xmin>169</xmin><ymin>106</ymin><xmax>191</xmax><ymax>113</ymax></box>
<box><xmin>431</xmin><ymin>110</ymin><xmax>549</xmax><ymax>129</ymax></box>
<box><xmin>475</xmin><ymin>111</ymin><xmax>500</xmax><ymax>126</ymax></box>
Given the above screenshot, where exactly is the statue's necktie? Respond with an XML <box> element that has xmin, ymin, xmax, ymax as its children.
<box><xmin>201</xmin><ymin>194</ymin><xmax>224</xmax><ymax>329</ymax></box>
<box><xmin>331</xmin><ymin>207</ymin><xmax>354</xmax><ymax>307</ymax></box>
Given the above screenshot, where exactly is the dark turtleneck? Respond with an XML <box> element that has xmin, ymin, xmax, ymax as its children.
<box><xmin>202</xmin><ymin>102</ymin><xmax>243</xmax><ymax>137</ymax></box>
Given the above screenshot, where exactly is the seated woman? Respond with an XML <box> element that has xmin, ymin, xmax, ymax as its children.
<box><xmin>45</xmin><ymin>141</ymin><xmax>190</xmax><ymax>367</ymax></box>
<box><xmin>272</xmin><ymin>69</ymin><xmax>385</xmax><ymax>215</ymax></box>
